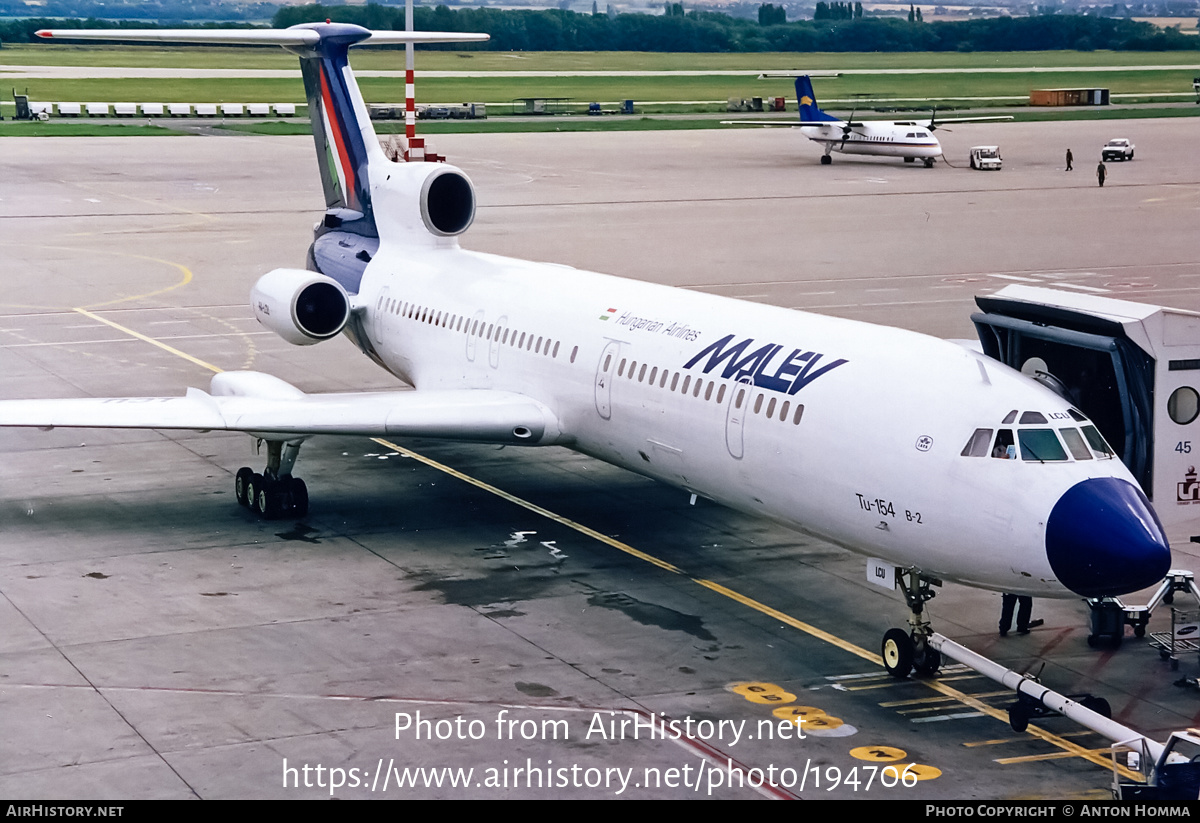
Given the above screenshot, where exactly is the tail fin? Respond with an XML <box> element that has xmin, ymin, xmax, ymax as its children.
<box><xmin>294</xmin><ymin>24</ymin><xmax>381</xmax><ymax>225</ymax></box>
<box><xmin>795</xmin><ymin>76</ymin><xmax>838</xmax><ymax>123</ymax></box>
<box><xmin>36</xmin><ymin>24</ymin><xmax>488</xmax><ymax>235</ymax></box>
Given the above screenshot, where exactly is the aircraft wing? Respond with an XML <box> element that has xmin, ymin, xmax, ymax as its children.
<box><xmin>930</xmin><ymin>115</ymin><xmax>1014</xmax><ymax>125</ymax></box>
<box><xmin>0</xmin><ymin>385</ymin><xmax>560</xmax><ymax>444</ymax></box>
<box><xmin>721</xmin><ymin>120</ymin><xmax>836</xmax><ymax>127</ymax></box>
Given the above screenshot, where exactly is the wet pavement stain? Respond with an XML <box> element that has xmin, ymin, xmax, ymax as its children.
<box><xmin>587</xmin><ymin>591</ymin><xmax>716</xmax><ymax>641</ymax></box>
<box><xmin>516</xmin><ymin>682</ymin><xmax>559</xmax><ymax>698</ymax></box>
<box><xmin>414</xmin><ymin>571</ymin><xmax>567</xmax><ymax>609</ymax></box>
<box><xmin>275</xmin><ymin>523</ymin><xmax>321</xmax><ymax>543</ymax></box>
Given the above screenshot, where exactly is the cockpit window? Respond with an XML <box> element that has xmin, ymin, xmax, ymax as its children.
<box><xmin>1059</xmin><ymin>428</ymin><xmax>1093</xmax><ymax>460</ymax></box>
<box><xmin>1068</xmin><ymin>409</ymin><xmax>1088</xmax><ymax>422</ymax></box>
<box><xmin>992</xmin><ymin>429</ymin><xmax>1016</xmax><ymax>459</ymax></box>
<box><xmin>964</xmin><ymin>411</ymin><xmax>1111</xmax><ymax>463</ymax></box>
<box><xmin>1082</xmin><ymin>425</ymin><xmax>1115</xmax><ymax>459</ymax></box>
<box><xmin>961</xmin><ymin>428</ymin><xmax>994</xmax><ymax>457</ymax></box>
<box><xmin>1019</xmin><ymin>429</ymin><xmax>1068</xmax><ymax>462</ymax></box>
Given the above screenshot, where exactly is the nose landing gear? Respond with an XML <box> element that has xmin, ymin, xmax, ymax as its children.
<box><xmin>881</xmin><ymin>568</ymin><xmax>943</xmax><ymax>678</ymax></box>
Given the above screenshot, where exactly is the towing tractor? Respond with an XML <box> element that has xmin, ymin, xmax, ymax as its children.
<box><xmin>969</xmin><ymin>145</ymin><xmax>1002</xmax><ymax>170</ymax></box>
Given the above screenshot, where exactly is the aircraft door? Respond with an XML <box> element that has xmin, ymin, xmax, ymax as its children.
<box><xmin>489</xmin><ymin>315</ymin><xmax>508</xmax><ymax>369</ymax></box>
<box><xmin>725</xmin><ymin>376</ymin><xmax>755</xmax><ymax>460</ymax></box>
<box><xmin>465</xmin><ymin>309</ymin><xmax>485</xmax><ymax>363</ymax></box>
<box><xmin>594</xmin><ymin>341</ymin><xmax>619</xmax><ymax>420</ymax></box>
<box><xmin>372</xmin><ymin>286</ymin><xmax>390</xmax><ymax>345</ymax></box>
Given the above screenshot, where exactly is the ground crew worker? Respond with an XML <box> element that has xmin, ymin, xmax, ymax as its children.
<box><xmin>1097</xmin><ymin>161</ymin><xmax>1107</xmax><ymax>187</ymax></box>
<box><xmin>1065</xmin><ymin>148</ymin><xmax>1073</xmax><ymax>171</ymax></box>
<box><xmin>1000</xmin><ymin>594</ymin><xmax>1044</xmax><ymax>636</ymax></box>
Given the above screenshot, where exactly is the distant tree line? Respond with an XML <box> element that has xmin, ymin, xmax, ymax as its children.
<box><xmin>0</xmin><ymin>0</ymin><xmax>278</xmax><ymax>22</ymax></box>
<box><xmin>0</xmin><ymin>16</ymin><xmax>260</xmax><ymax>47</ymax></box>
<box><xmin>2</xmin><ymin>4</ymin><xmax>1196</xmax><ymax>53</ymax></box>
<box><xmin>757</xmin><ymin>3</ymin><xmax>786</xmax><ymax>25</ymax></box>
<box><xmin>814</xmin><ymin>3</ymin><xmax>864</xmax><ymax>21</ymax></box>
<box><xmin>270</xmin><ymin>3</ymin><xmax>1200</xmax><ymax>52</ymax></box>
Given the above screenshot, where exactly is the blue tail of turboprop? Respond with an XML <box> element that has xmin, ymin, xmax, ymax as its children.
<box><xmin>796</xmin><ymin>76</ymin><xmax>839</xmax><ymax>124</ymax></box>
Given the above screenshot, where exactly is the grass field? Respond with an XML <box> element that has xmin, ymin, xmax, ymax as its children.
<box><xmin>2</xmin><ymin>43</ymin><xmax>1198</xmax><ymax>133</ymax></box>
<box><xmin>3</xmin><ymin>103</ymin><xmax>1192</xmax><ymax>138</ymax></box>
<box><xmin>3</xmin><ymin>70</ymin><xmax>1198</xmax><ymax>109</ymax></box>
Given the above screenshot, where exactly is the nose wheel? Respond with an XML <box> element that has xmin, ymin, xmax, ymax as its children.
<box><xmin>881</xmin><ymin>568</ymin><xmax>943</xmax><ymax>678</ymax></box>
<box><xmin>234</xmin><ymin>439</ymin><xmax>309</xmax><ymax>520</ymax></box>
<box><xmin>882</xmin><ymin>628</ymin><xmax>941</xmax><ymax>679</ymax></box>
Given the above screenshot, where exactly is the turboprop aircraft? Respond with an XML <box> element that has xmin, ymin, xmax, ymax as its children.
<box><xmin>3</xmin><ymin>24</ymin><xmax>1170</xmax><ymax>680</ymax></box>
<box><xmin>725</xmin><ymin>75</ymin><xmax>1011</xmax><ymax>167</ymax></box>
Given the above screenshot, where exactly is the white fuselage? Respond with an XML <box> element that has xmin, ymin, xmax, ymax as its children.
<box><xmin>801</xmin><ymin>122</ymin><xmax>942</xmax><ymax>159</ymax></box>
<box><xmin>353</xmin><ymin>213</ymin><xmax>1141</xmax><ymax>598</ymax></box>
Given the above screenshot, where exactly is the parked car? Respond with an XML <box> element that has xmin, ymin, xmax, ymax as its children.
<box><xmin>1102</xmin><ymin>138</ymin><xmax>1135</xmax><ymax>162</ymax></box>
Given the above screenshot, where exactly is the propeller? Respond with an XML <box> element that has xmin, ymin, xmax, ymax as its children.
<box><xmin>927</xmin><ymin>105</ymin><xmax>950</xmax><ymax>133</ymax></box>
<box><xmin>840</xmin><ymin>106</ymin><xmax>860</xmax><ymax>150</ymax></box>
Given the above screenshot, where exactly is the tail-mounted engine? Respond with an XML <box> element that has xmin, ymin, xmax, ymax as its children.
<box><xmin>251</xmin><ymin>268</ymin><xmax>351</xmax><ymax>346</ymax></box>
<box><xmin>421</xmin><ymin>166</ymin><xmax>475</xmax><ymax>237</ymax></box>
<box><xmin>372</xmin><ymin>162</ymin><xmax>476</xmax><ymax>245</ymax></box>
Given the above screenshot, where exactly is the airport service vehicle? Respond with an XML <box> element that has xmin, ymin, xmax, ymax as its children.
<box><xmin>5</xmin><ymin>24</ymin><xmax>1172</xmax><ymax>681</ymax></box>
<box><xmin>969</xmin><ymin>146</ymin><xmax>1002</xmax><ymax>170</ymax></box>
<box><xmin>725</xmin><ymin>75</ymin><xmax>1010</xmax><ymax>167</ymax></box>
<box><xmin>1102</xmin><ymin>138</ymin><xmax>1135</xmax><ymax>162</ymax></box>
<box><xmin>932</xmin><ymin>632</ymin><xmax>1200</xmax><ymax>799</ymax></box>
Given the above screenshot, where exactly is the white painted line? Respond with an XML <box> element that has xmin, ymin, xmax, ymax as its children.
<box><xmin>1051</xmin><ymin>282</ymin><xmax>1110</xmax><ymax>293</ymax></box>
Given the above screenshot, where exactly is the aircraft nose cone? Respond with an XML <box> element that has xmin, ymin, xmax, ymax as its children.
<box><xmin>1046</xmin><ymin>477</ymin><xmax>1171</xmax><ymax>598</ymax></box>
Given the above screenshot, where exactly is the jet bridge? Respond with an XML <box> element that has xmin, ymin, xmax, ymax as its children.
<box><xmin>972</xmin><ymin>285</ymin><xmax>1200</xmax><ymax>544</ymax></box>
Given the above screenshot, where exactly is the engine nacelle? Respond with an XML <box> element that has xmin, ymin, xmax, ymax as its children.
<box><xmin>372</xmin><ymin>163</ymin><xmax>476</xmax><ymax>246</ymax></box>
<box><xmin>420</xmin><ymin>166</ymin><xmax>476</xmax><ymax>237</ymax></box>
<box><xmin>251</xmin><ymin>268</ymin><xmax>350</xmax><ymax>346</ymax></box>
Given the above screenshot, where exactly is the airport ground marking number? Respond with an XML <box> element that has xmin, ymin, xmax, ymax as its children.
<box><xmin>772</xmin><ymin>706</ymin><xmax>826</xmax><ymax>723</ymax></box>
<box><xmin>850</xmin><ymin>745</ymin><xmax>907</xmax><ymax>762</ymax></box>
<box><xmin>78</xmin><ymin>311</ymin><xmax>1135</xmax><ymax>783</ymax></box>
<box><xmin>729</xmin><ymin>682</ymin><xmax>797</xmax><ymax>705</ymax></box>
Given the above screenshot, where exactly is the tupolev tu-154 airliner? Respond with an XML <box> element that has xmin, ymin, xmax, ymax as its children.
<box><xmin>2</xmin><ymin>23</ymin><xmax>1170</xmax><ymax>679</ymax></box>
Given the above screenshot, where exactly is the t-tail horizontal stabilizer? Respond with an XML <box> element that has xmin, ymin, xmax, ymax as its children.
<box><xmin>37</xmin><ymin>24</ymin><xmax>489</xmax><ymax>261</ymax></box>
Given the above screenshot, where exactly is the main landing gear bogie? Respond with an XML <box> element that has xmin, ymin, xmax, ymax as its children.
<box><xmin>234</xmin><ymin>439</ymin><xmax>309</xmax><ymax>520</ymax></box>
<box><xmin>236</xmin><ymin>468</ymin><xmax>308</xmax><ymax>519</ymax></box>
